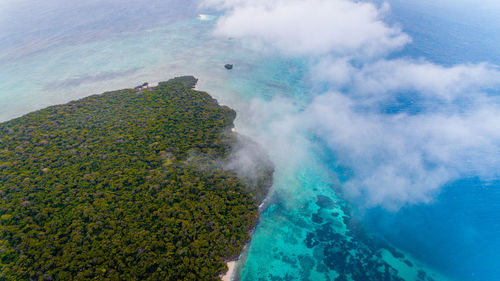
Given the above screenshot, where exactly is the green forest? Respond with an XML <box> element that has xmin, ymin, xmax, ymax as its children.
<box><xmin>0</xmin><ymin>76</ymin><xmax>273</xmax><ymax>280</ymax></box>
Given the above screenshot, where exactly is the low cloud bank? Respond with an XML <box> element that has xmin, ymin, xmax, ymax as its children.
<box><xmin>204</xmin><ymin>0</ymin><xmax>409</xmax><ymax>58</ymax></box>
<box><xmin>305</xmin><ymin>92</ymin><xmax>500</xmax><ymax>208</ymax></box>
<box><xmin>203</xmin><ymin>0</ymin><xmax>500</xmax><ymax>209</ymax></box>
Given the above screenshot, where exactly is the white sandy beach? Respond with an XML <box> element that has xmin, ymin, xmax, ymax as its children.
<box><xmin>221</xmin><ymin>261</ymin><xmax>235</xmax><ymax>281</ymax></box>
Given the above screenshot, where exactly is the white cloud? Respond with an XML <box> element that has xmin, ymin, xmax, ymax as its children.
<box><xmin>308</xmin><ymin>56</ymin><xmax>500</xmax><ymax>209</ymax></box>
<box><xmin>204</xmin><ymin>0</ymin><xmax>500</xmax><ymax>209</ymax></box>
<box><xmin>304</xmin><ymin>92</ymin><xmax>500</xmax><ymax>208</ymax></box>
<box><xmin>314</xmin><ymin>58</ymin><xmax>500</xmax><ymax>102</ymax></box>
<box><xmin>204</xmin><ymin>0</ymin><xmax>409</xmax><ymax>57</ymax></box>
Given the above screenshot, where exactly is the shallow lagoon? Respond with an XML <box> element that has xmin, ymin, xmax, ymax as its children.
<box><xmin>1</xmin><ymin>1</ymin><xmax>500</xmax><ymax>280</ymax></box>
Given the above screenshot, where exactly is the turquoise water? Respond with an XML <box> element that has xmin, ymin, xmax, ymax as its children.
<box><xmin>1</xmin><ymin>1</ymin><xmax>500</xmax><ymax>280</ymax></box>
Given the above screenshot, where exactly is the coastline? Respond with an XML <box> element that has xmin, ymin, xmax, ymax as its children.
<box><xmin>0</xmin><ymin>76</ymin><xmax>269</xmax><ymax>280</ymax></box>
<box><xmin>219</xmin><ymin>199</ymin><xmax>268</xmax><ymax>281</ymax></box>
<box><xmin>220</xmin><ymin>261</ymin><xmax>236</xmax><ymax>281</ymax></box>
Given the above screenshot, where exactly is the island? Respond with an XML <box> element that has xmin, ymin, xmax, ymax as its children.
<box><xmin>0</xmin><ymin>76</ymin><xmax>273</xmax><ymax>280</ymax></box>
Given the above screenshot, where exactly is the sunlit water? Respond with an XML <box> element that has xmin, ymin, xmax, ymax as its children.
<box><xmin>1</xmin><ymin>1</ymin><xmax>499</xmax><ymax>280</ymax></box>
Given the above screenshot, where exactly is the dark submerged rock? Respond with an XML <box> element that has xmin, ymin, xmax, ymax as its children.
<box><xmin>404</xmin><ymin>259</ymin><xmax>413</xmax><ymax>267</ymax></box>
<box><xmin>316</xmin><ymin>195</ymin><xmax>335</xmax><ymax>208</ymax></box>
<box><xmin>312</xmin><ymin>212</ymin><xmax>323</xmax><ymax>224</ymax></box>
<box><xmin>305</xmin><ymin>232</ymin><xmax>320</xmax><ymax>248</ymax></box>
<box><xmin>418</xmin><ymin>270</ymin><xmax>427</xmax><ymax>280</ymax></box>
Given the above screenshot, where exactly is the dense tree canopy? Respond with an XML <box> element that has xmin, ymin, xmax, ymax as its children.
<box><xmin>0</xmin><ymin>76</ymin><xmax>273</xmax><ymax>280</ymax></box>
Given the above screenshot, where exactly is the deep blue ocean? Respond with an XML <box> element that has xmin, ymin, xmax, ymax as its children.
<box><xmin>366</xmin><ymin>1</ymin><xmax>500</xmax><ymax>280</ymax></box>
<box><xmin>1</xmin><ymin>1</ymin><xmax>499</xmax><ymax>280</ymax></box>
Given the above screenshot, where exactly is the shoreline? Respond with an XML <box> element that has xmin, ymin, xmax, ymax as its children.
<box><xmin>221</xmin><ymin>198</ymin><xmax>269</xmax><ymax>281</ymax></box>
<box><xmin>220</xmin><ymin>261</ymin><xmax>236</xmax><ymax>281</ymax></box>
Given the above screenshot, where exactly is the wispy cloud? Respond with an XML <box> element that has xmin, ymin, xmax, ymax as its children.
<box><xmin>314</xmin><ymin>58</ymin><xmax>500</xmax><ymax>102</ymax></box>
<box><xmin>204</xmin><ymin>0</ymin><xmax>500</xmax><ymax>209</ymax></box>
<box><xmin>205</xmin><ymin>0</ymin><xmax>409</xmax><ymax>58</ymax></box>
<box><xmin>304</xmin><ymin>92</ymin><xmax>500</xmax><ymax>208</ymax></box>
